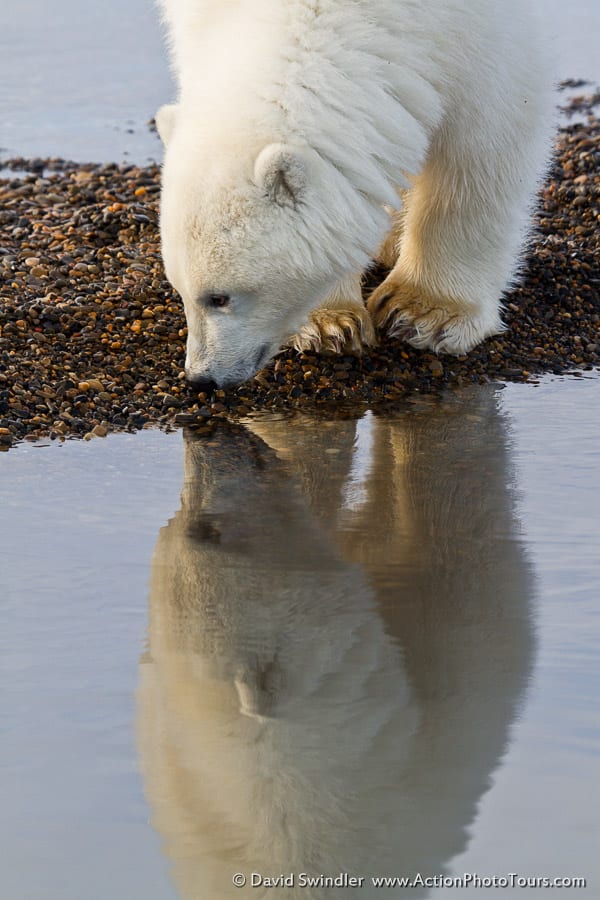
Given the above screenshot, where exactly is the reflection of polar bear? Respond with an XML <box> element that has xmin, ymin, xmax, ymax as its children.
<box><xmin>156</xmin><ymin>1</ymin><xmax>552</xmax><ymax>387</ymax></box>
<box><xmin>139</xmin><ymin>430</ymin><xmax>419</xmax><ymax>897</ymax></box>
<box><xmin>137</xmin><ymin>388</ymin><xmax>534</xmax><ymax>899</ymax></box>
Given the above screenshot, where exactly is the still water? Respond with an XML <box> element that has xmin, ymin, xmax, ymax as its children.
<box><xmin>1</xmin><ymin>377</ymin><xmax>599</xmax><ymax>898</ymax></box>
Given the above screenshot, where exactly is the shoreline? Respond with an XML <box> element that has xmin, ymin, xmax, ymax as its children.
<box><xmin>0</xmin><ymin>96</ymin><xmax>598</xmax><ymax>449</ymax></box>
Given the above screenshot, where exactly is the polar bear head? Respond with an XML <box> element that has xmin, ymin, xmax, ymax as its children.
<box><xmin>156</xmin><ymin>104</ymin><xmax>378</xmax><ymax>388</ymax></box>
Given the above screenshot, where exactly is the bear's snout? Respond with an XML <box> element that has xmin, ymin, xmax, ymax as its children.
<box><xmin>185</xmin><ymin>343</ymin><xmax>272</xmax><ymax>390</ymax></box>
<box><xmin>185</xmin><ymin>373</ymin><xmax>218</xmax><ymax>392</ymax></box>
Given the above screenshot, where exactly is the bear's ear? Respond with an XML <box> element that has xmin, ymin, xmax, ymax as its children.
<box><xmin>254</xmin><ymin>143</ymin><xmax>312</xmax><ymax>208</ymax></box>
<box><xmin>155</xmin><ymin>103</ymin><xmax>178</xmax><ymax>146</ymax></box>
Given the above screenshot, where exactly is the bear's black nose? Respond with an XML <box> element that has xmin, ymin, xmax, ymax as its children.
<box><xmin>187</xmin><ymin>375</ymin><xmax>218</xmax><ymax>393</ymax></box>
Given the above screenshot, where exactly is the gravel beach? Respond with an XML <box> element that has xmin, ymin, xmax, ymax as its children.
<box><xmin>0</xmin><ymin>93</ymin><xmax>598</xmax><ymax>449</ymax></box>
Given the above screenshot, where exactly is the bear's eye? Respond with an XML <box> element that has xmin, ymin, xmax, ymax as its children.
<box><xmin>207</xmin><ymin>293</ymin><xmax>231</xmax><ymax>309</ymax></box>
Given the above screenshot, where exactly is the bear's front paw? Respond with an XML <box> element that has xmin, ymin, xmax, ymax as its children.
<box><xmin>368</xmin><ymin>275</ymin><xmax>503</xmax><ymax>355</ymax></box>
<box><xmin>290</xmin><ymin>306</ymin><xmax>377</xmax><ymax>355</ymax></box>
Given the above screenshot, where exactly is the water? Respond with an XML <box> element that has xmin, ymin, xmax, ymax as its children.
<box><xmin>1</xmin><ymin>377</ymin><xmax>599</xmax><ymax>898</ymax></box>
<box><xmin>0</xmin><ymin>0</ymin><xmax>173</xmax><ymax>163</ymax></box>
<box><xmin>1</xmin><ymin>1</ymin><xmax>599</xmax><ymax>897</ymax></box>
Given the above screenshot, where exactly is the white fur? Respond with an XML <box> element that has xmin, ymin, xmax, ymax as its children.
<box><xmin>157</xmin><ymin>0</ymin><xmax>553</xmax><ymax>385</ymax></box>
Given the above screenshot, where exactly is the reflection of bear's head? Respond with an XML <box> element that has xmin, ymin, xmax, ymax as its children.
<box><xmin>148</xmin><ymin>425</ymin><xmax>401</xmax><ymax>719</ymax></box>
<box><xmin>138</xmin><ymin>389</ymin><xmax>535</xmax><ymax>900</ymax></box>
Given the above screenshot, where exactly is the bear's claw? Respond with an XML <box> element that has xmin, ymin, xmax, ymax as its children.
<box><xmin>290</xmin><ymin>306</ymin><xmax>377</xmax><ymax>355</ymax></box>
<box><xmin>368</xmin><ymin>275</ymin><xmax>503</xmax><ymax>356</ymax></box>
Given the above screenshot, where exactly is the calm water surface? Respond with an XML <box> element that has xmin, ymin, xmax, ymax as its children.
<box><xmin>1</xmin><ymin>377</ymin><xmax>599</xmax><ymax>898</ymax></box>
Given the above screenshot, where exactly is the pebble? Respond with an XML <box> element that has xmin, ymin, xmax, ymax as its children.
<box><xmin>0</xmin><ymin>91</ymin><xmax>598</xmax><ymax>448</ymax></box>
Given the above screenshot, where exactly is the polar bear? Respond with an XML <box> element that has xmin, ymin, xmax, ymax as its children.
<box><xmin>156</xmin><ymin>0</ymin><xmax>552</xmax><ymax>387</ymax></box>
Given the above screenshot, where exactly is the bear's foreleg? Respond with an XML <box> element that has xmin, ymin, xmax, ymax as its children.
<box><xmin>290</xmin><ymin>274</ymin><xmax>376</xmax><ymax>355</ymax></box>
<box><xmin>367</xmin><ymin>123</ymin><xmax>539</xmax><ymax>354</ymax></box>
